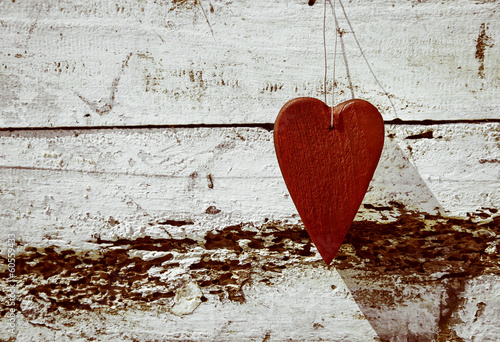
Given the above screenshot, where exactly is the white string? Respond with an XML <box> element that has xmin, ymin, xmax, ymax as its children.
<box><xmin>321</xmin><ymin>0</ymin><xmax>398</xmax><ymax>119</ymax></box>
<box><xmin>323</xmin><ymin>0</ymin><xmax>339</xmax><ymax>128</ymax></box>
<box><xmin>331</xmin><ymin>0</ymin><xmax>338</xmax><ymax>128</ymax></box>
<box><xmin>336</xmin><ymin>0</ymin><xmax>398</xmax><ymax>118</ymax></box>
<box><xmin>324</xmin><ymin>0</ymin><xmax>352</xmax><ymax>128</ymax></box>
<box><xmin>328</xmin><ymin>0</ymin><xmax>354</xmax><ymax>101</ymax></box>
<box><xmin>323</xmin><ymin>0</ymin><xmax>328</xmax><ymax>104</ymax></box>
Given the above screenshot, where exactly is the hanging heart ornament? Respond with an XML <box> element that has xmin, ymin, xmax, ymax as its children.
<box><xmin>274</xmin><ymin>97</ymin><xmax>385</xmax><ymax>264</ymax></box>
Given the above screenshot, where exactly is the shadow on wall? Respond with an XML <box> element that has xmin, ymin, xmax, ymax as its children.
<box><xmin>335</xmin><ymin>138</ymin><xmax>499</xmax><ymax>342</ymax></box>
<box><xmin>335</xmin><ymin>206</ymin><xmax>500</xmax><ymax>342</ymax></box>
<box><xmin>362</xmin><ymin>137</ymin><xmax>442</xmax><ymax>216</ymax></box>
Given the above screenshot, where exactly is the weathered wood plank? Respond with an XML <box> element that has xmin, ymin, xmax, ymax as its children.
<box><xmin>2</xmin><ymin>242</ymin><xmax>383</xmax><ymax>341</ymax></box>
<box><xmin>391</xmin><ymin>123</ymin><xmax>500</xmax><ymax>213</ymax></box>
<box><xmin>1</xmin><ymin>1</ymin><xmax>499</xmax><ymax>339</ymax></box>
<box><xmin>1</xmin><ymin>0</ymin><xmax>498</xmax><ymax>127</ymax></box>
<box><xmin>1</xmin><ymin>124</ymin><xmax>499</xmax><ymax>341</ymax></box>
<box><xmin>1</xmin><ymin>206</ymin><xmax>498</xmax><ymax>341</ymax></box>
<box><xmin>0</xmin><ymin>124</ymin><xmax>498</xmax><ymax>250</ymax></box>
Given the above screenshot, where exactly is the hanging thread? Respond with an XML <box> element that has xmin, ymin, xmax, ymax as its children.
<box><xmin>323</xmin><ymin>0</ymin><xmax>328</xmax><ymax>105</ymax></box>
<box><xmin>331</xmin><ymin>0</ymin><xmax>338</xmax><ymax>129</ymax></box>
<box><xmin>336</xmin><ymin>0</ymin><xmax>398</xmax><ymax>118</ymax></box>
<box><xmin>321</xmin><ymin>0</ymin><xmax>398</xmax><ymax>120</ymax></box>
<box><xmin>323</xmin><ymin>0</ymin><xmax>340</xmax><ymax>128</ymax></box>
<box><xmin>324</xmin><ymin>0</ymin><xmax>353</xmax><ymax>129</ymax></box>
<box><xmin>329</xmin><ymin>0</ymin><xmax>354</xmax><ymax>101</ymax></box>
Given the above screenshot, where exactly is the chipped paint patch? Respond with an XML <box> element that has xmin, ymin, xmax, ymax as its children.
<box><xmin>475</xmin><ymin>23</ymin><xmax>494</xmax><ymax>78</ymax></box>
<box><xmin>1</xmin><ymin>204</ymin><xmax>499</xmax><ymax>340</ymax></box>
<box><xmin>171</xmin><ymin>281</ymin><xmax>202</xmax><ymax>315</ymax></box>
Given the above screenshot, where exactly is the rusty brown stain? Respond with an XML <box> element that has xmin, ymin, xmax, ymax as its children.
<box><xmin>190</xmin><ymin>257</ymin><xmax>251</xmax><ymax>303</ymax></box>
<box><xmin>156</xmin><ymin>219</ymin><xmax>194</xmax><ymax>226</ymax></box>
<box><xmin>337</xmin><ymin>206</ymin><xmax>499</xmax><ymax>278</ymax></box>
<box><xmin>436</xmin><ymin>277</ymin><xmax>466</xmax><ymax>342</ymax></box>
<box><xmin>169</xmin><ymin>0</ymin><xmax>197</xmax><ymax>11</ymax></box>
<box><xmin>335</xmin><ymin>204</ymin><xmax>499</xmax><ymax>341</ymax></box>
<box><xmin>313</xmin><ymin>322</ymin><xmax>324</xmax><ymax>329</ymax></box>
<box><xmin>474</xmin><ymin>301</ymin><xmax>487</xmax><ymax>322</ymax></box>
<box><xmin>205</xmin><ymin>205</ymin><xmax>221</xmax><ymax>214</ymax></box>
<box><xmin>479</xmin><ymin>158</ymin><xmax>500</xmax><ymax>164</ymax></box>
<box><xmin>144</xmin><ymin>65</ymin><xmax>241</xmax><ymax>96</ymax></box>
<box><xmin>261</xmin><ymin>83</ymin><xmax>284</xmax><ymax>94</ymax></box>
<box><xmin>475</xmin><ymin>23</ymin><xmax>494</xmax><ymax>78</ymax></box>
<box><xmin>1</xmin><ymin>203</ymin><xmax>498</xmax><ymax>340</ymax></box>
<box><xmin>207</xmin><ymin>174</ymin><xmax>214</xmax><ymax>189</ymax></box>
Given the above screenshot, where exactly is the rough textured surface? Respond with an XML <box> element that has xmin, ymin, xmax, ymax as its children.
<box><xmin>0</xmin><ymin>0</ymin><xmax>498</xmax><ymax>126</ymax></box>
<box><xmin>0</xmin><ymin>204</ymin><xmax>498</xmax><ymax>341</ymax></box>
<box><xmin>337</xmin><ymin>205</ymin><xmax>500</xmax><ymax>341</ymax></box>
<box><xmin>1</xmin><ymin>123</ymin><xmax>499</xmax><ymax>340</ymax></box>
<box><xmin>1</xmin><ymin>124</ymin><xmax>499</xmax><ymax>340</ymax></box>
<box><xmin>0</xmin><ymin>124</ymin><xmax>497</xmax><ymax>245</ymax></box>
<box><xmin>1</xmin><ymin>0</ymin><xmax>499</xmax><ymax>340</ymax></box>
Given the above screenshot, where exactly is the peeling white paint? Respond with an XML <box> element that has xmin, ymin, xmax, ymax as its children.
<box><xmin>171</xmin><ymin>282</ymin><xmax>203</xmax><ymax>316</ymax></box>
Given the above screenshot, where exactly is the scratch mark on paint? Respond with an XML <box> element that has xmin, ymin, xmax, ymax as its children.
<box><xmin>76</xmin><ymin>53</ymin><xmax>133</xmax><ymax>115</ymax></box>
<box><xmin>156</xmin><ymin>219</ymin><xmax>194</xmax><ymax>226</ymax></box>
<box><xmin>405</xmin><ymin>130</ymin><xmax>434</xmax><ymax>140</ymax></box>
<box><xmin>207</xmin><ymin>174</ymin><xmax>214</xmax><ymax>189</ymax></box>
<box><xmin>197</xmin><ymin>0</ymin><xmax>215</xmax><ymax>39</ymax></box>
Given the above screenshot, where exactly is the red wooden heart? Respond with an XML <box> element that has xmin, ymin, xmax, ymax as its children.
<box><xmin>274</xmin><ymin>97</ymin><xmax>385</xmax><ymax>264</ymax></box>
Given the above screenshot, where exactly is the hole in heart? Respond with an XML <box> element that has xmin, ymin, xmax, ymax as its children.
<box><xmin>329</xmin><ymin>125</ymin><xmax>335</xmax><ymax>130</ymax></box>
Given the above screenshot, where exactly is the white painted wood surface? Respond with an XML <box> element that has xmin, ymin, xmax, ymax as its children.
<box><xmin>1</xmin><ymin>123</ymin><xmax>499</xmax><ymax>341</ymax></box>
<box><xmin>1</xmin><ymin>0</ymin><xmax>499</xmax><ymax>341</ymax></box>
<box><xmin>0</xmin><ymin>124</ymin><xmax>498</xmax><ymax>249</ymax></box>
<box><xmin>13</xmin><ymin>267</ymin><xmax>381</xmax><ymax>341</ymax></box>
<box><xmin>0</xmin><ymin>0</ymin><xmax>498</xmax><ymax>127</ymax></box>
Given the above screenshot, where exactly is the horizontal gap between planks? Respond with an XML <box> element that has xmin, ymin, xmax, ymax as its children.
<box><xmin>0</xmin><ymin>119</ymin><xmax>498</xmax><ymax>134</ymax></box>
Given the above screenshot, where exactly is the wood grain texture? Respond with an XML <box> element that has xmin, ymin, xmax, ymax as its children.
<box><xmin>0</xmin><ymin>0</ymin><xmax>498</xmax><ymax>127</ymax></box>
<box><xmin>0</xmin><ymin>1</ymin><xmax>499</xmax><ymax>339</ymax></box>
<box><xmin>274</xmin><ymin>98</ymin><xmax>384</xmax><ymax>263</ymax></box>
<box><xmin>1</xmin><ymin>207</ymin><xmax>498</xmax><ymax>341</ymax></box>
<box><xmin>1</xmin><ymin>124</ymin><xmax>498</xmax><ymax>248</ymax></box>
<box><xmin>0</xmin><ymin>125</ymin><xmax>498</xmax><ymax>340</ymax></box>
